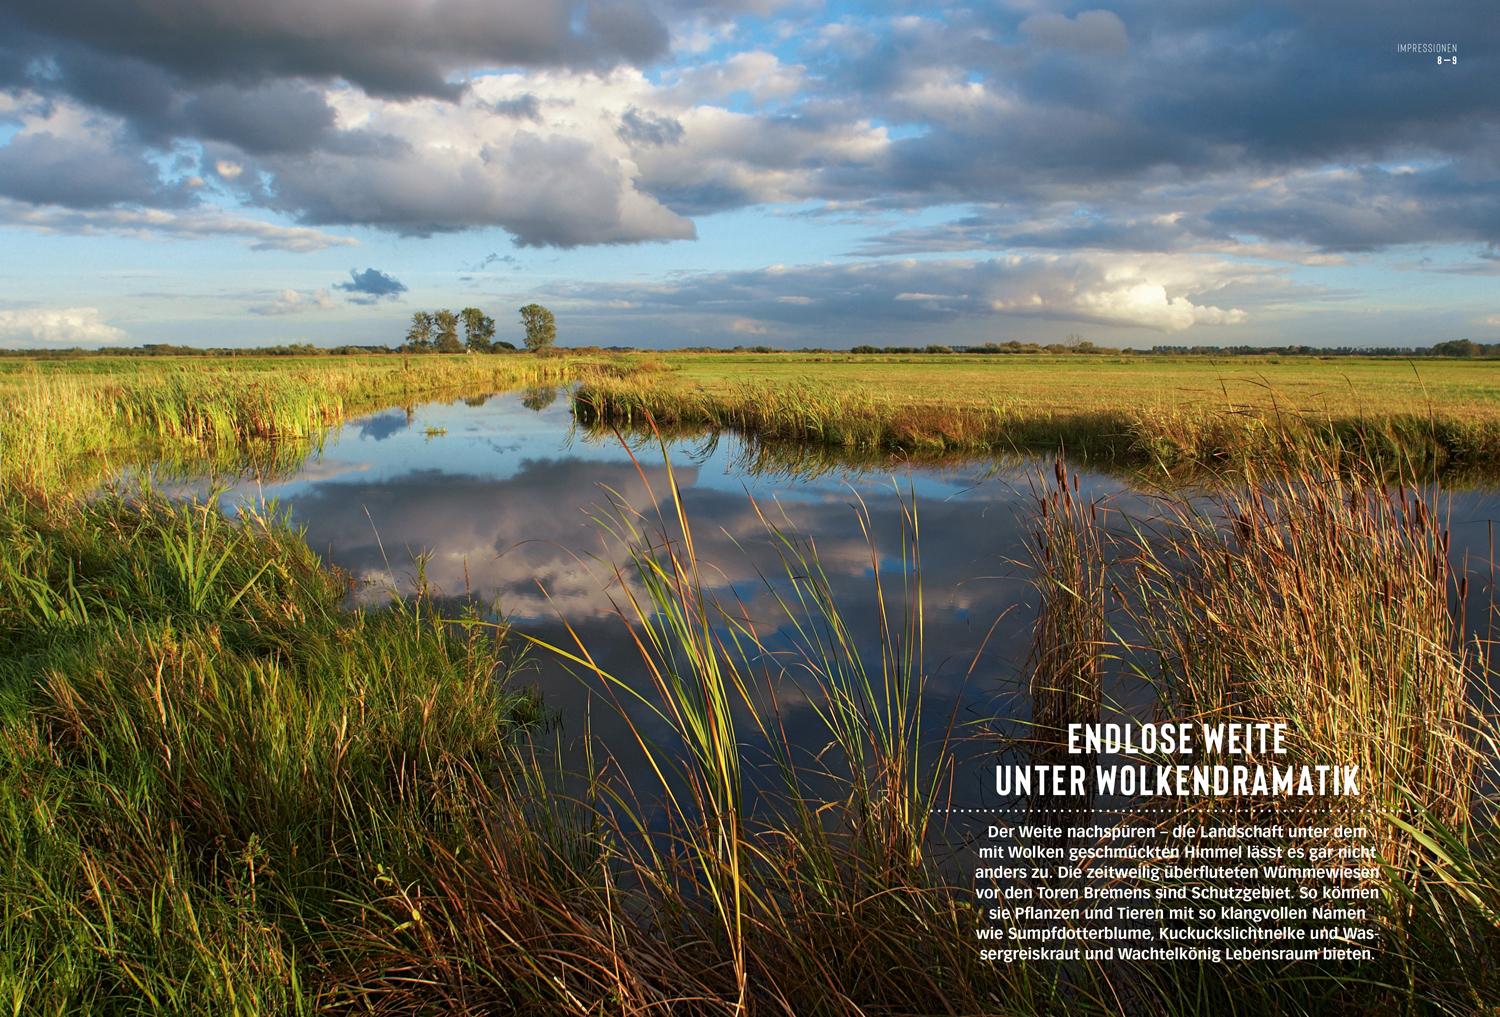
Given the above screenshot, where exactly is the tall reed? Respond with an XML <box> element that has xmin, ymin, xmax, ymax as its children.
<box><xmin>1112</xmin><ymin>448</ymin><xmax>1498</xmax><ymax>1011</ymax></box>
<box><xmin>1025</xmin><ymin>460</ymin><xmax>1108</xmax><ymax>745</ymax></box>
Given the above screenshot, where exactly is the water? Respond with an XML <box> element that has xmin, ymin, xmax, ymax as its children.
<box><xmin>152</xmin><ymin>388</ymin><xmax>1500</xmax><ymax>824</ymax></box>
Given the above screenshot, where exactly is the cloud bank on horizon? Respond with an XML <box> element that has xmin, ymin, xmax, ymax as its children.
<box><xmin>0</xmin><ymin>0</ymin><xmax>1494</xmax><ymax>348</ymax></box>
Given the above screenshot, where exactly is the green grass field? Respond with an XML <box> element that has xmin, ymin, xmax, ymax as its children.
<box><xmin>576</xmin><ymin>352</ymin><xmax>1500</xmax><ymax>474</ymax></box>
<box><xmin>650</xmin><ymin>351</ymin><xmax>1500</xmax><ymax>417</ymax></box>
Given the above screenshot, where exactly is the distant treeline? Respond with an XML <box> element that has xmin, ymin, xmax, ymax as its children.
<box><xmin>743</xmin><ymin>338</ymin><xmax>1500</xmax><ymax>357</ymax></box>
<box><xmin>3</xmin><ymin>337</ymin><xmax>1496</xmax><ymax>358</ymax></box>
<box><xmin>1145</xmin><ymin>339</ymin><xmax>1500</xmax><ymax>358</ymax></box>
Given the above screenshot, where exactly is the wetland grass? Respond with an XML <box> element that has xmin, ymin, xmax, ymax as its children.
<box><xmin>1025</xmin><ymin>460</ymin><xmax>1107</xmax><ymax>742</ymax></box>
<box><xmin>0</xmin><ymin>489</ymin><xmax>536</xmax><ymax>1012</ymax></box>
<box><xmin>574</xmin><ymin>354</ymin><xmax>1500</xmax><ymax>478</ymax></box>
<box><xmin>1035</xmin><ymin>446</ymin><xmax>1500</xmax><ymax>1014</ymax></box>
<box><xmin>0</xmin><ymin>354</ymin><xmax>622</xmax><ymax>493</ymax></box>
<box><xmin>1127</xmin><ymin>452</ymin><xmax>1500</xmax><ymax>1012</ymax></box>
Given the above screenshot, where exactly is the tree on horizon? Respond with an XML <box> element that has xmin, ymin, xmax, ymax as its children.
<box><xmin>405</xmin><ymin>311</ymin><xmax>435</xmax><ymax>351</ymax></box>
<box><xmin>461</xmin><ymin>307</ymin><xmax>496</xmax><ymax>352</ymax></box>
<box><xmin>519</xmin><ymin>303</ymin><xmax>556</xmax><ymax>352</ymax></box>
<box><xmin>433</xmin><ymin>309</ymin><xmax>462</xmax><ymax>353</ymax></box>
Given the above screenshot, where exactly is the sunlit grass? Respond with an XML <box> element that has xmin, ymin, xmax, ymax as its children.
<box><xmin>576</xmin><ymin>353</ymin><xmax>1500</xmax><ymax>475</ymax></box>
<box><xmin>0</xmin><ymin>354</ymin><xmax>620</xmax><ymax>493</ymax></box>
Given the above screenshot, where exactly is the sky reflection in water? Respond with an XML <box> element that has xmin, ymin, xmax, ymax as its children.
<box><xmin>187</xmin><ymin>389</ymin><xmax>1500</xmax><ymax>823</ymax></box>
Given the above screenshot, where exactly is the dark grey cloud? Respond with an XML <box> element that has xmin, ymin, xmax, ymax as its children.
<box><xmin>1019</xmin><ymin>10</ymin><xmax>1128</xmax><ymax>53</ymax></box>
<box><xmin>1203</xmin><ymin>165</ymin><xmax>1500</xmax><ymax>253</ymax></box>
<box><xmin>256</xmin><ymin>131</ymin><xmax>694</xmax><ymax>245</ymax></box>
<box><xmin>1019</xmin><ymin>1</ymin><xmax>1485</xmax><ymax>163</ymax></box>
<box><xmin>617</xmin><ymin>106</ymin><xmax>684</xmax><ymax>147</ymax></box>
<box><xmin>179</xmin><ymin>81</ymin><xmax>338</xmax><ymax>154</ymax></box>
<box><xmin>782</xmin><ymin>1</ymin><xmax>1500</xmax><ymax>253</ymax></box>
<box><xmin>855</xmin><ymin>158</ymin><xmax>1500</xmax><ymax>258</ymax></box>
<box><xmin>334</xmin><ymin>267</ymin><xmax>408</xmax><ymax>304</ymax></box>
<box><xmin>27</xmin><ymin>43</ymin><xmax>391</xmax><ymax>158</ymax></box>
<box><xmin>484</xmin><ymin>94</ymin><xmax>543</xmax><ymax>121</ymax></box>
<box><xmin>0</xmin><ymin>125</ymin><xmax>188</xmax><ymax>208</ymax></box>
<box><xmin>3</xmin><ymin>0</ymin><xmax>671</xmax><ymax>101</ymax></box>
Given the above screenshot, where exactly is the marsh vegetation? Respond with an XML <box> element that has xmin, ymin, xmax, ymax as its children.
<box><xmin>575</xmin><ymin>352</ymin><xmax>1500</xmax><ymax>477</ymax></box>
<box><xmin>0</xmin><ymin>353</ymin><xmax>1496</xmax><ymax>1014</ymax></box>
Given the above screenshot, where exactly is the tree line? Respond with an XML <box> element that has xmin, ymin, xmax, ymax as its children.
<box><xmin>401</xmin><ymin>304</ymin><xmax>556</xmax><ymax>353</ymax></box>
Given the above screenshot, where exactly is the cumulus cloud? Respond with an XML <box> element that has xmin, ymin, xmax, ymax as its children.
<box><xmin>0</xmin><ymin>306</ymin><xmax>127</xmax><ymax>346</ymax></box>
<box><xmin>206</xmin><ymin>74</ymin><xmax>701</xmax><ymax>245</ymax></box>
<box><xmin>0</xmin><ymin>99</ymin><xmax>188</xmax><ymax>208</ymax></box>
<box><xmin>628</xmin><ymin>102</ymin><xmax>888</xmax><ymax>215</ymax></box>
<box><xmin>334</xmin><ymin>268</ymin><xmax>407</xmax><ymax>304</ymax></box>
<box><xmin>667</xmin><ymin>50</ymin><xmax>805</xmax><ymax>104</ymax></box>
<box><xmin>0</xmin><ymin>0</ymin><xmax>1496</xmax><ymax>263</ymax></box>
<box><xmin>251</xmin><ymin>287</ymin><xmax>337</xmax><ymax>316</ymax></box>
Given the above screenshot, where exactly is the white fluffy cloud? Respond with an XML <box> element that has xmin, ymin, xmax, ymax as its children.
<box><xmin>666</xmin><ymin>50</ymin><xmax>806</xmax><ymax>103</ymax></box>
<box><xmin>230</xmin><ymin>72</ymin><xmax>698</xmax><ymax>245</ymax></box>
<box><xmin>209</xmin><ymin>65</ymin><xmax>891</xmax><ymax>244</ymax></box>
<box><xmin>984</xmin><ymin>257</ymin><xmax>1248</xmax><ymax>331</ymax></box>
<box><xmin>0</xmin><ymin>307</ymin><xmax>127</xmax><ymax>346</ymax></box>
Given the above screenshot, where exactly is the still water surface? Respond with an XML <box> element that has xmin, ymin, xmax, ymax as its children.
<box><xmin>160</xmin><ymin>388</ymin><xmax>1500</xmax><ymax>820</ymax></box>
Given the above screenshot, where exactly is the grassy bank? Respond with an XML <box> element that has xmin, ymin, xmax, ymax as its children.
<box><xmin>0</xmin><ymin>491</ymin><xmax>539</xmax><ymax>1011</ymax></box>
<box><xmin>575</xmin><ymin>353</ymin><xmax>1500</xmax><ymax>475</ymax></box>
<box><xmin>0</xmin><ymin>353</ymin><xmax>622</xmax><ymax>493</ymax></box>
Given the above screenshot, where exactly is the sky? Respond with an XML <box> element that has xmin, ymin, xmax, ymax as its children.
<box><xmin>0</xmin><ymin>0</ymin><xmax>1494</xmax><ymax>350</ymax></box>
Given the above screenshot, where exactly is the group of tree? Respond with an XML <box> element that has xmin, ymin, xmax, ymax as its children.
<box><xmin>1428</xmin><ymin>339</ymin><xmax>1500</xmax><ymax>358</ymax></box>
<box><xmin>401</xmin><ymin>304</ymin><xmax>556</xmax><ymax>353</ymax></box>
<box><xmin>403</xmin><ymin>309</ymin><xmax>490</xmax><ymax>353</ymax></box>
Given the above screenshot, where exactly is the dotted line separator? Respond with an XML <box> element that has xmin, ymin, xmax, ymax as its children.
<box><xmin>928</xmin><ymin>807</ymin><xmax>1211</xmax><ymax>814</ymax></box>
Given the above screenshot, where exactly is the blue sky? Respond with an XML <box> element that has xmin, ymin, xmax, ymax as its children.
<box><xmin>0</xmin><ymin>0</ymin><xmax>1494</xmax><ymax>349</ymax></box>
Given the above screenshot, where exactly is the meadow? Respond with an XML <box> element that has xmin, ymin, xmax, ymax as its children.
<box><xmin>0</xmin><ymin>350</ymin><xmax>1497</xmax><ymax>1015</ymax></box>
<box><xmin>575</xmin><ymin>352</ymin><xmax>1500</xmax><ymax>475</ymax></box>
